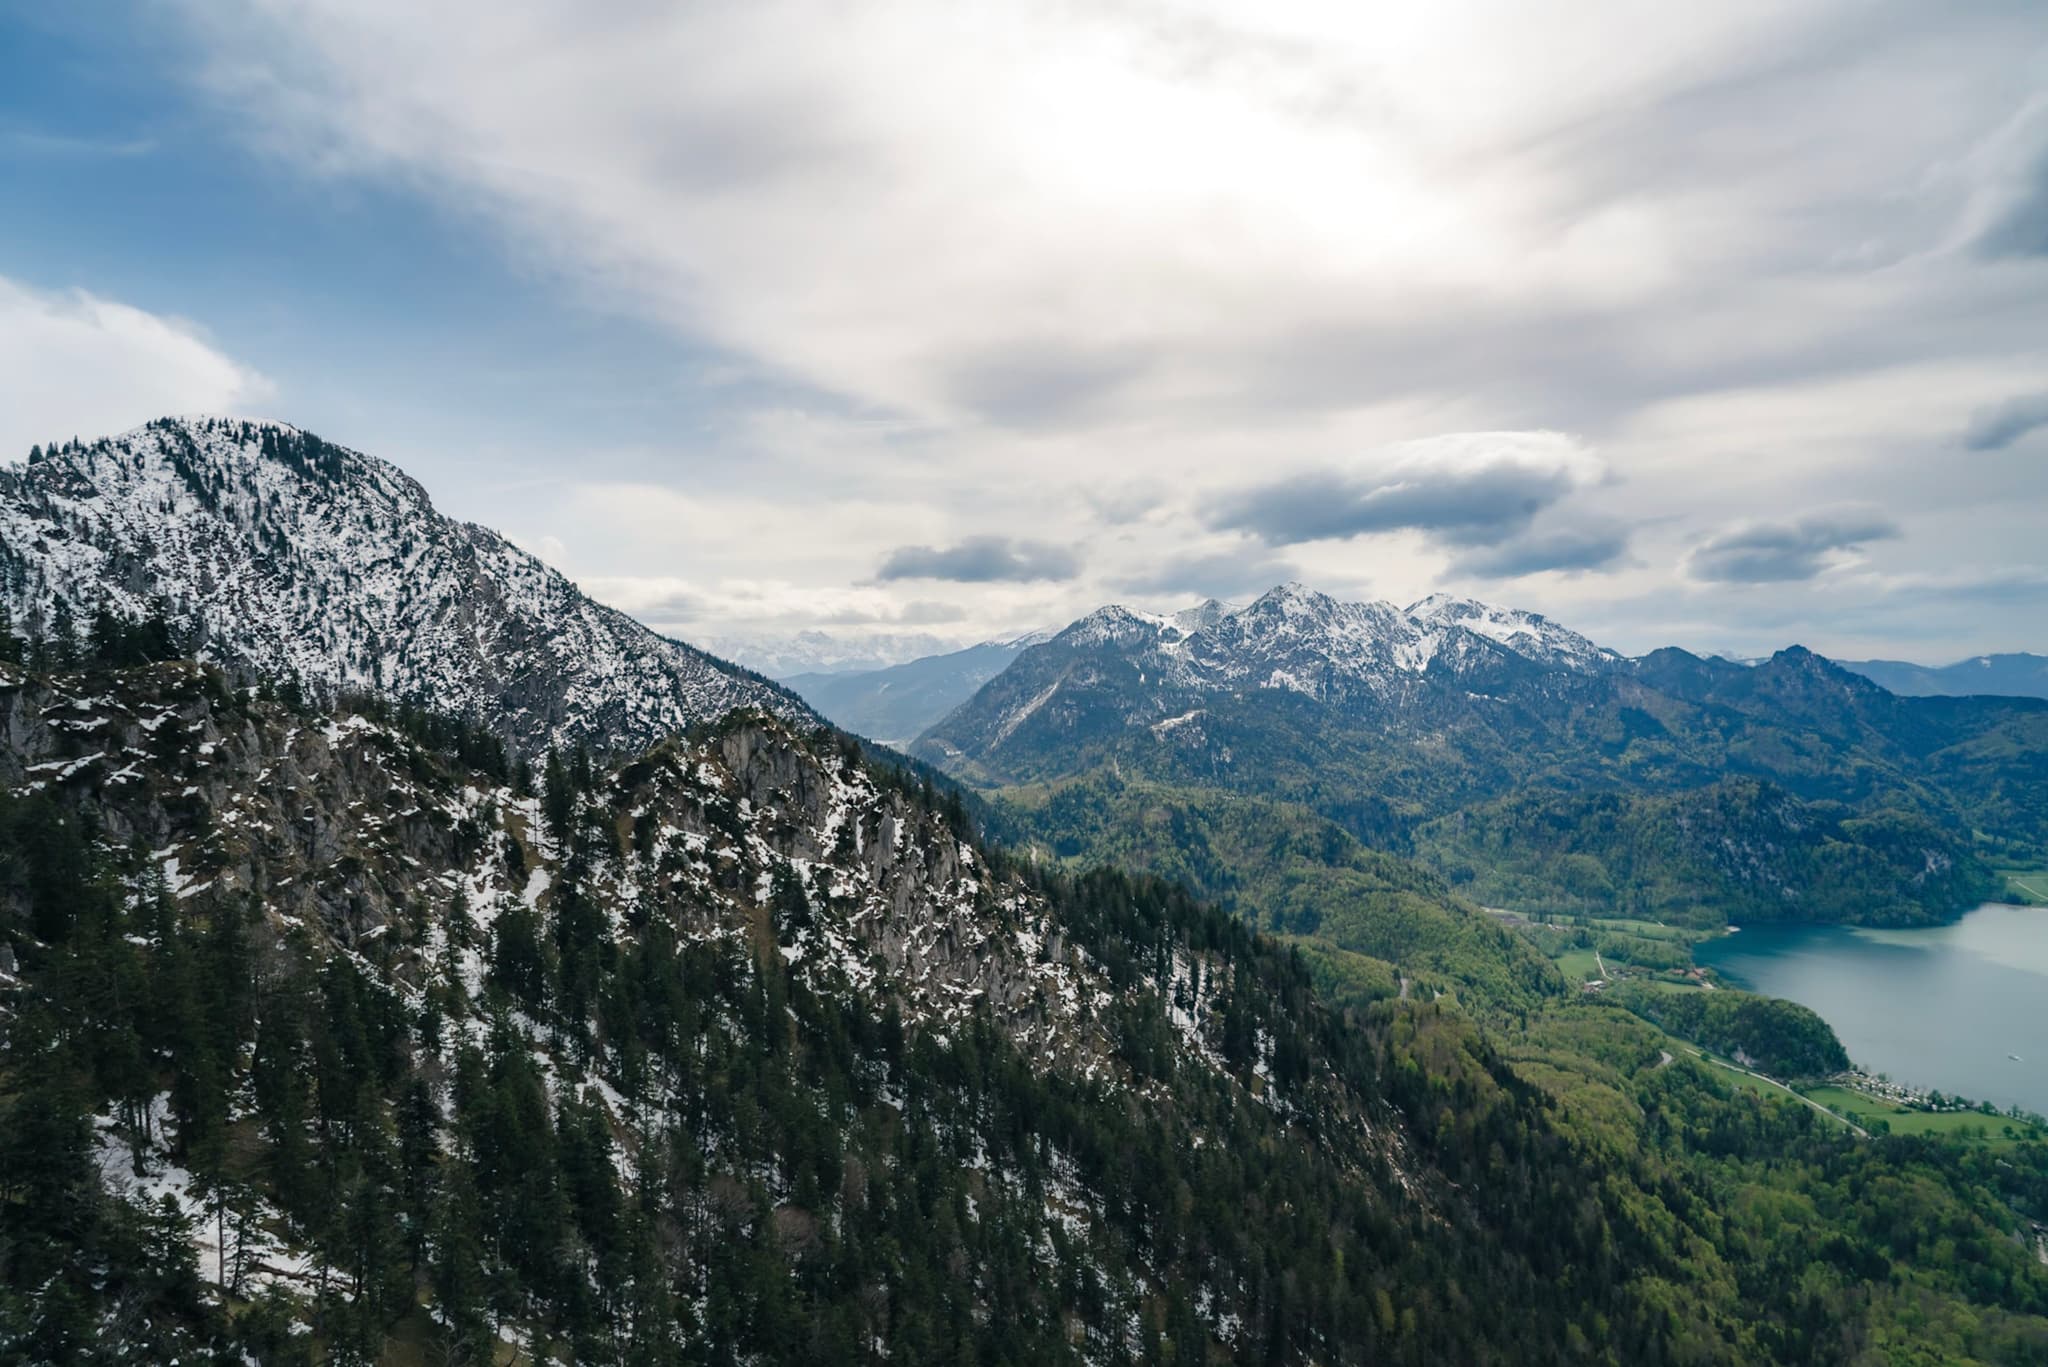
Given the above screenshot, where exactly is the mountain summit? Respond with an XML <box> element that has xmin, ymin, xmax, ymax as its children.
<box><xmin>0</xmin><ymin>418</ymin><xmax>808</xmax><ymax>752</ymax></box>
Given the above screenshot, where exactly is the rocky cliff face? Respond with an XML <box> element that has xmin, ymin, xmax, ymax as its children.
<box><xmin>0</xmin><ymin>418</ymin><xmax>809</xmax><ymax>754</ymax></box>
<box><xmin>0</xmin><ymin>660</ymin><xmax>472</xmax><ymax>944</ymax></box>
<box><xmin>0</xmin><ymin>658</ymin><xmax>1357</xmax><ymax>1106</ymax></box>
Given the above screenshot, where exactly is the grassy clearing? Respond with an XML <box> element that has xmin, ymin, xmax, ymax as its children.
<box><xmin>1800</xmin><ymin>1085</ymin><xmax>2043</xmax><ymax>1146</ymax></box>
<box><xmin>1633</xmin><ymin>977</ymin><xmax>1705</xmax><ymax>995</ymax></box>
<box><xmin>1995</xmin><ymin>866</ymin><xmax>2048</xmax><ymax>906</ymax></box>
<box><xmin>1584</xmin><ymin>917</ymin><xmax>1708</xmax><ymax>942</ymax></box>
<box><xmin>1553</xmin><ymin>949</ymin><xmax>1603</xmax><ymax>982</ymax></box>
<box><xmin>1717</xmin><ymin>1068</ymin><xmax>1781</xmax><ymax>1100</ymax></box>
<box><xmin>1689</xmin><ymin>1052</ymin><xmax>1797</xmax><ymax>1100</ymax></box>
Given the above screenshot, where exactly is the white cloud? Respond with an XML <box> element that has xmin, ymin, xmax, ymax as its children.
<box><xmin>0</xmin><ymin>277</ymin><xmax>272</xmax><ymax>461</ymax></box>
<box><xmin>1205</xmin><ymin>430</ymin><xmax>1606</xmax><ymax>547</ymax></box>
<box><xmin>153</xmin><ymin>0</ymin><xmax>2048</xmax><ymax>656</ymax></box>
<box><xmin>178</xmin><ymin>0</ymin><xmax>1998</xmax><ymax>425</ymax></box>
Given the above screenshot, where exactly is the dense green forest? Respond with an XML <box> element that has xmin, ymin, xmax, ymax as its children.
<box><xmin>5</xmin><ymin>806</ymin><xmax>1615</xmax><ymax>1365</ymax></box>
<box><xmin>1605</xmin><ymin>985</ymin><xmax>1850</xmax><ymax>1079</ymax></box>
<box><xmin>991</xmin><ymin>773</ymin><xmax>1560</xmax><ymax>1012</ymax></box>
<box><xmin>3</xmin><ymin>650</ymin><xmax>2048</xmax><ymax>1363</ymax></box>
<box><xmin>1411</xmin><ymin>780</ymin><xmax>1999</xmax><ymax>928</ymax></box>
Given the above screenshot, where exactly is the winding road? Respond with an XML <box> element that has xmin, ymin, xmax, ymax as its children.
<box><xmin>1685</xmin><ymin>1049</ymin><xmax>1868</xmax><ymax>1137</ymax></box>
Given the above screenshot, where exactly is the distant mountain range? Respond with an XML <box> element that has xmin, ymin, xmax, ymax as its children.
<box><xmin>906</xmin><ymin>583</ymin><xmax>2047</xmax><ymax>928</ymax></box>
<box><xmin>1835</xmin><ymin>653</ymin><xmax>2048</xmax><ymax>700</ymax></box>
<box><xmin>0</xmin><ymin>418</ymin><xmax>809</xmax><ymax>752</ymax></box>
<box><xmin>783</xmin><ymin>630</ymin><xmax>1051</xmax><ymax>744</ymax></box>
<box><xmin>702</xmin><ymin>627</ymin><xmax>972</xmax><ymax>678</ymax></box>
<box><xmin>787</xmin><ymin>587</ymin><xmax>1619</xmax><ymax>747</ymax></box>
<box><xmin>910</xmin><ymin>583</ymin><xmax>1634</xmax><ymax>781</ymax></box>
<box><xmin>776</xmin><ymin>595</ymin><xmax>2048</xmax><ymax>753</ymax></box>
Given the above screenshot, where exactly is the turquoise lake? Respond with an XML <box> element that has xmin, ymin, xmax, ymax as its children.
<box><xmin>1692</xmin><ymin>904</ymin><xmax>2048</xmax><ymax>1116</ymax></box>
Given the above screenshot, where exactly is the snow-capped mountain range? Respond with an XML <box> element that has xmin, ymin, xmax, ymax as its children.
<box><xmin>769</xmin><ymin>585</ymin><xmax>1622</xmax><ymax>746</ymax></box>
<box><xmin>0</xmin><ymin>418</ymin><xmax>810</xmax><ymax>752</ymax></box>
<box><xmin>908</xmin><ymin>581</ymin><xmax>1631</xmax><ymax>778</ymax></box>
<box><xmin>1035</xmin><ymin>581</ymin><xmax>1611</xmax><ymax>702</ymax></box>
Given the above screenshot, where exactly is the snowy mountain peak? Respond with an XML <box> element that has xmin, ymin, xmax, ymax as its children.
<box><xmin>1245</xmin><ymin>581</ymin><xmax>1336</xmax><ymax>615</ymax></box>
<box><xmin>1171</xmin><ymin>598</ymin><xmax>1234</xmax><ymax>635</ymax></box>
<box><xmin>1402</xmin><ymin>591</ymin><xmax>1479</xmax><ymax>618</ymax></box>
<box><xmin>1404</xmin><ymin>593</ymin><xmax>1618</xmax><ymax>671</ymax></box>
<box><xmin>1057</xmin><ymin>603</ymin><xmax>1177</xmax><ymax>647</ymax></box>
<box><xmin>1015</xmin><ymin>583</ymin><xmax>1616</xmax><ymax>691</ymax></box>
<box><xmin>0</xmin><ymin>416</ymin><xmax>810</xmax><ymax>752</ymax></box>
<box><xmin>1187</xmin><ymin>585</ymin><xmax>1440</xmax><ymax>697</ymax></box>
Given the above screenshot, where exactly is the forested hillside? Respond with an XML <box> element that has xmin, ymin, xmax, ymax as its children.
<box><xmin>991</xmin><ymin>773</ymin><xmax>1561</xmax><ymax>1013</ymax></box>
<box><xmin>1606</xmin><ymin>985</ymin><xmax>1849</xmax><ymax>1079</ymax></box>
<box><xmin>1412</xmin><ymin>780</ymin><xmax>1999</xmax><ymax>927</ymax></box>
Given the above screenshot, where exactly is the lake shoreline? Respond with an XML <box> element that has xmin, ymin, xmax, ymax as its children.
<box><xmin>1694</xmin><ymin>904</ymin><xmax>2048</xmax><ymax>1117</ymax></box>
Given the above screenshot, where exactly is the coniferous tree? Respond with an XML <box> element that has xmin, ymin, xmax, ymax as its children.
<box><xmin>490</xmin><ymin>902</ymin><xmax>548</xmax><ymax>1009</ymax></box>
<box><xmin>46</xmin><ymin>597</ymin><xmax>77</xmax><ymax>669</ymax></box>
<box><xmin>541</xmin><ymin>747</ymin><xmax>573</xmax><ymax>849</ymax></box>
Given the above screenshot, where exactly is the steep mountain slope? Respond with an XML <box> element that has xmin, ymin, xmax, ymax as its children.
<box><xmin>0</xmin><ymin>653</ymin><xmax>1730</xmax><ymax>1361</ymax></box>
<box><xmin>918</xmin><ymin>586</ymin><xmax>2048</xmax><ymax>924</ymax></box>
<box><xmin>1838</xmin><ymin>652</ymin><xmax>2048</xmax><ymax>700</ymax></box>
<box><xmin>7</xmin><ymin>651</ymin><xmax>2048</xmax><ymax>1363</ymax></box>
<box><xmin>0</xmin><ymin>418</ymin><xmax>808</xmax><ymax>753</ymax></box>
<box><xmin>786</xmin><ymin>631</ymin><xmax>1048</xmax><ymax>743</ymax></box>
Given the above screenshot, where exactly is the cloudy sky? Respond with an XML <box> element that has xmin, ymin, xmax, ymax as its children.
<box><xmin>2</xmin><ymin>2</ymin><xmax>2045</xmax><ymax>667</ymax></box>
